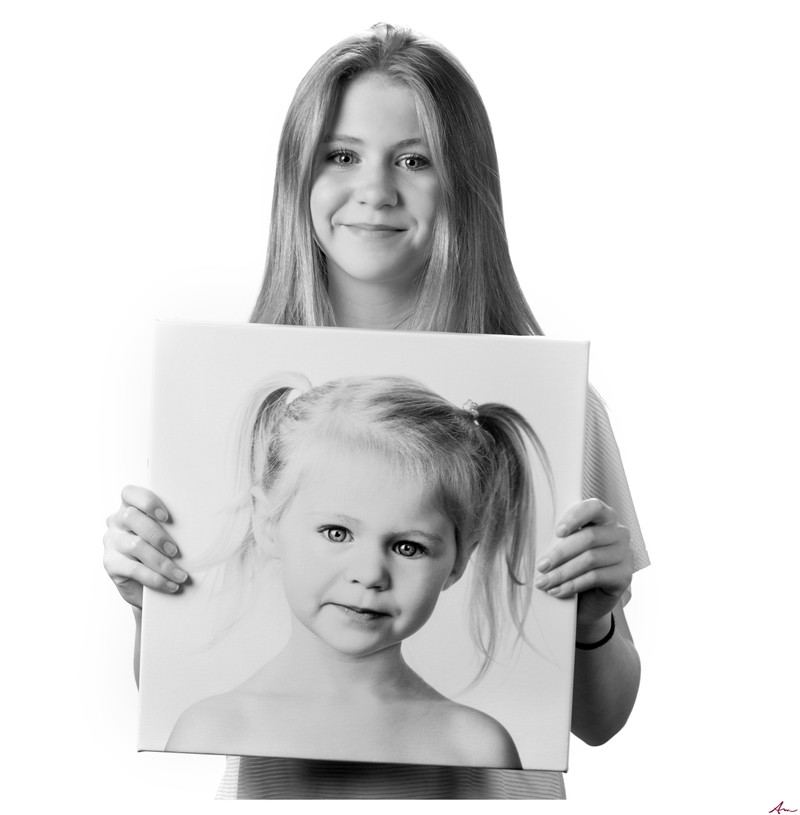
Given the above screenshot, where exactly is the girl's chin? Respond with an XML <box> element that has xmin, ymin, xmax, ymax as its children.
<box><xmin>326</xmin><ymin>259</ymin><xmax>423</xmax><ymax>290</ymax></box>
<box><xmin>307</xmin><ymin>626</ymin><xmax>405</xmax><ymax>660</ymax></box>
<box><xmin>319</xmin><ymin>641</ymin><xmax>402</xmax><ymax>660</ymax></box>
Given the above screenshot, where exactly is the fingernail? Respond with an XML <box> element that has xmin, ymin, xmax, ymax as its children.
<box><xmin>165</xmin><ymin>581</ymin><xmax>179</xmax><ymax>592</ymax></box>
<box><xmin>164</xmin><ymin>541</ymin><xmax>177</xmax><ymax>557</ymax></box>
<box><xmin>547</xmin><ymin>586</ymin><xmax>562</xmax><ymax>597</ymax></box>
<box><xmin>537</xmin><ymin>557</ymin><xmax>551</xmax><ymax>573</ymax></box>
<box><xmin>534</xmin><ymin>575</ymin><xmax>549</xmax><ymax>590</ymax></box>
<box><xmin>155</xmin><ymin>508</ymin><xmax>169</xmax><ymax>522</ymax></box>
<box><xmin>555</xmin><ymin>523</ymin><xmax>568</xmax><ymax>537</ymax></box>
<box><xmin>171</xmin><ymin>568</ymin><xmax>188</xmax><ymax>582</ymax></box>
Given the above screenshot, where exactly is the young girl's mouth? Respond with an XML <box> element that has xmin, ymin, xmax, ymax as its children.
<box><xmin>343</xmin><ymin>223</ymin><xmax>406</xmax><ymax>235</ymax></box>
<box><xmin>328</xmin><ymin>603</ymin><xmax>391</xmax><ymax>621</ymax></box>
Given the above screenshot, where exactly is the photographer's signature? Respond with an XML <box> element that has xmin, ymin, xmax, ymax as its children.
<box><xmin>770</xmin><ymin>804</ymin><xmax>797</xmax><ymax>814</ymax></box>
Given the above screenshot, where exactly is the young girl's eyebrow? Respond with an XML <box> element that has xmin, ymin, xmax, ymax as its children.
<box><xmin>310</xmin><ymin>512</ymin><xmax>360</xmax><ymax>526</ymax></box>
<box><xmin>322</xmin><ymin>134</ymin><xmax>426</xmax><ymax>150</ymax></box>
<box><xmin>393</xmin><ymin>530</ymin><xmax>447</xmax><ymax>546</ymax></box>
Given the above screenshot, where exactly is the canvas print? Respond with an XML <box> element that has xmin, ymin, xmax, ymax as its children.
<box><xmin>138</xmin><ymin>322</ymin><xmax>589</xmax><ymax>771</ymax></box>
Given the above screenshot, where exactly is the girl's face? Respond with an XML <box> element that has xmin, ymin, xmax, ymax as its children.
<box><xmin>263</xmin><ymin>444</ymin><xmax>459</xmax><ymax>658</ymax></box>
<box><xmin>310</xmin><ymin>73</ymin><xmax>440</xmax><ymax>296</ymax></box>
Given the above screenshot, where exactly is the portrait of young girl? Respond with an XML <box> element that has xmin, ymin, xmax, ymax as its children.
<box><xmin>164</xmin><ymin>367</ymin><xmax>551</xmax><ymax>768</ymax></box>
<box><xmin>137</xmin><ymin>322</ymin><xmax>590</xmax><ymax>773</ymax></box>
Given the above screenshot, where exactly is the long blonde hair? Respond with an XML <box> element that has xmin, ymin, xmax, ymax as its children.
<box><xmin>249</xmin><ymin>23</ymin><xmax>543</xmax><ymax>336</ymax></box>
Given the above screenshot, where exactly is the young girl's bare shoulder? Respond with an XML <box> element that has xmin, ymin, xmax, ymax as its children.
<box><xmin>435</xmin><ymin>700</ymin><xmax>522</xmax><ymax>769</ymax></box>
<box><xmin>165</xmin><ymin>689</ymin><xmax>263</xmax><ymax>753</ymax></box>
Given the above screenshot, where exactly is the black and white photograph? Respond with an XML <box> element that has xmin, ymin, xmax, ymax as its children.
<box><xmin>3</xmin><ymin>1</ymin><xmax>798</xmax><ymax>812</ymax></box>
<box><xmin>138</xmin><ymin>323</ymin><xmax>587</xmax><ymax>770</ymax></box>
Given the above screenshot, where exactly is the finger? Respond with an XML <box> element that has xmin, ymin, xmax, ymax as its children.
<box><xmin>117</xmin><ymin>532</ymin><xmax>189</xmax><ymax>584</ymax></box>
<box><xmin>534</xmin><ymin>542</ymin><xmax>622</xmax><ymax>593</ymax></box>
<box><xmin>537</xmin><ymin>522</ymin><xmax>628</xmax><ymax>573</ymax></box>
<box><xmin>121</xmin><ymin>484</ymin><xmax>171</xmax><ymax>523</ymax></box>
<box><xmin>103</xmin><ymin>548</ymin><xmax>184</xmax><ymax>594</ymax></box>
<box><xmin>555</xmin><ymin>498</ymin><xmax>617</xmax><ymax>538</ymax></box>
<box><xmin>116</xmin><ymin>505</ymin><xmax>179</xmax><ymax>558</ymax></box>
<box><xmin>538</xmin><ymin>562</ymin><xmax>631</xmax><ymax>600</ymax></box>
<box><xmin>104</xmin><ymin>532</ymin><xmax>188</xmax><ymax>586</ymax></box>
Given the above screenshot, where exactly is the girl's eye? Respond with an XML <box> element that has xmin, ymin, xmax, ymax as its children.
<box><xmin>397</xmin><ymin>154</ymin><xmax>430</xmax><ymax>172</ymax></box>
<box><xmin>393</xmin><ymin>541</ymin><xmax>426</xmax><ymax>558</ymax></box>
<box><xmin>327</xmin><ymin>149</ymin><xmax>358</xmax><ymax>167</ymax></box>
<box><xmin>321</xmin><ymin>526</ymin><xmax>352</xmax><ymax>544</ymax></box>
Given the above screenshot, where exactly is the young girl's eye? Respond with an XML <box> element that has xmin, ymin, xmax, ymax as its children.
<box><xmin>393</xmin><ymin>541</ymin><xmax>426</xmax><ymax>558</ymax></box>
<box><xmin>326</xmin><ymin>149</ymin><xmax>358</xmax><ymax>167</ymax></box>
<box><xmin>397</xmin><ymin>154</ymin><xmax>430</xmax><ymax>172</ymax></box>
<box><xmin>320</xmin><ymin>526</ymin><xmax>353</xmax><ymax>544</ymax></box>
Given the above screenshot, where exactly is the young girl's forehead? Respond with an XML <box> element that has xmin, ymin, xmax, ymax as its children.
<box><xmin>328</xmin><ymin>72</ymin><xmax>428</xmax><ymax>136</ymax></box>
<box><xmin>290</xmin><ymin>437</ymin><xmax>409</xmax><ymax>481</ymax></box>
<box><xmin>278</xmin><ymin>434</ymin><xmax>439</xmax><ymax>504</ymax></box>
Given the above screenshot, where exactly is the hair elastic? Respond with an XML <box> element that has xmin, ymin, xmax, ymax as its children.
<box><xmin>575</xmin><ymin>613</ymin><xmax>615</xmax><ymax>650</ymax></box>
<box><xmin>462</xmin><ymin>399</ymin><xmax>480</xmax><ymax>426</ymax></box>
<box><xmin>284</xmin><ymin>386</ymin><xmax>304</xmax><ymax>406</ymax></box>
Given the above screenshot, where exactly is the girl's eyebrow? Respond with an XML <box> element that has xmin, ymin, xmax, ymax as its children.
<box><xmin>322</xmin><ymin>134</ymin><xmax>426</xmax><ymax>150</ymax></box>
<box><xmin>311</xmin><ymin>512</ymin><xmax>360</xmax><ymax>526</ymax></box>
<box><xmin>393</xmin><ymin>530</ymin><xmax>447</xmax><ymax>546</ymax></box>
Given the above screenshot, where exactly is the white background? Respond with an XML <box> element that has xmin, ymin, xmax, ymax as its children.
<box><xmin>2</xmin><ymin>1</ymin><xmax>797</xmax><ymax>813</ymax></box>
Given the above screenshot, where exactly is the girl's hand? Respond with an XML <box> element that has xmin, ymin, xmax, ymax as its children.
<box><xmin>534</xmin><ymin>498</ymin><xmax>633</xmax><ymax>632</ymax></box>
<box><xmin>103</xmin><ymin>485</ymin><xmax>188</xmax><ymax>609</ymax></box>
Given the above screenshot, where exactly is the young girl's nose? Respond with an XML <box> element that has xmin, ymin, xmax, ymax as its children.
<box><xmin>356</xmin><ymin>164</ymin><xmax>398</xmax><ymax>209</ymax></box>
<box><xmin>345</xmin><ymin>544</ymin><xmax>390</xmax><ymax>590</ymax></box>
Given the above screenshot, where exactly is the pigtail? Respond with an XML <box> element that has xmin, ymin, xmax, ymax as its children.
<box><xmin>189</xmin><ymin>373</ymin><xmax>313</xmax><ymax>648</ymax></box>
<box><xmin>233</xmin><ymin>373</ymin><xmax>312</xmax><ymax>568</ymax></box>
<box><xmin>467</xmin><ymin>404</ymin><xmax>554</xmax><ymax>681</ymax></box>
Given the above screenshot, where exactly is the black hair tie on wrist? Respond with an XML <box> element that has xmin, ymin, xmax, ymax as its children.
<box><xmin>575</xmin><ymin>613</ymin><xmax>615</xmax><ymax>650</ymax></box>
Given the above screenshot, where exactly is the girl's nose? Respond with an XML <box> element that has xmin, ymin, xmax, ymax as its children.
<box><xmin>345</xmin><ymin>544</ymin><xmax>390</xmax><ymax>590</ymax></box>
<box><xmin>356</xmin><ymin>164</ymin><xmax>398</xmax><ymax>209</ymax></box>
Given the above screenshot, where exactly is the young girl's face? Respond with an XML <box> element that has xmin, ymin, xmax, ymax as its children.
<box><xmin>310</xmin><ymin>73</ymin><xmax>440</xmax><ymax>296</ymax></box>
<box><xmin>264</xmin><ymin>443</ymin><xmax>459</xmax><ymax>658</ymax></box>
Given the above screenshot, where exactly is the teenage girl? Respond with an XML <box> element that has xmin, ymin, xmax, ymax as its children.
<box><xmin>103</xmin><ymin>23</ymin><xmax>648</xmax><ymax>799</ymax></box>
<box><xmin>166</xmin><ymin>373</ymin><xmax>550</xmax><ymax>768</ymax></box>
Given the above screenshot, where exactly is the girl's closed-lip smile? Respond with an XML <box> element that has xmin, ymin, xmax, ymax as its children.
<box><xmin>329</xmin><ymin>602</ymin><xmax>392</xmax><ymax>622</ymax></box>
<box><xmin>342</xmin><ymin>223</ymin><xmax>407</xmax><ymax>239</ymax></box>
<box><xmin>345</xmin><ymin>222</ymin><xmax>404</xmax><ymax>230</ymax></box>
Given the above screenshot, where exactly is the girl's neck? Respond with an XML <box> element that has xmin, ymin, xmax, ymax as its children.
<box><xmin>327</xmin><ymin>272</ymin><xmax>415</xmax><ymax>330</ymax></box>
<box><xmin>265</xmin><ymin>620</ymin><xmax>425</xmax><ymax>700</ymax></box>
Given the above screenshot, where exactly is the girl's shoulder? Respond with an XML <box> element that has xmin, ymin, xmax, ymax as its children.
<box><xmin>165</xmin><ymin>689</ymin><xmax>262</xmax><ymax>753</ymax></box>
<box><xmin>435</xmin><ymin>701</ymin><xmax>522</xmax><ymax>769</ymax></box>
